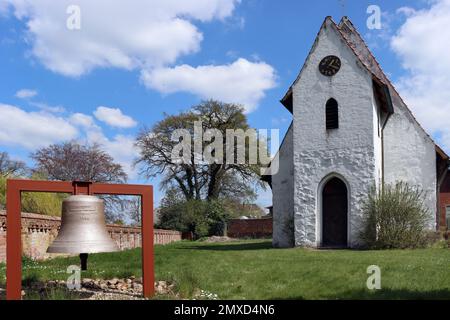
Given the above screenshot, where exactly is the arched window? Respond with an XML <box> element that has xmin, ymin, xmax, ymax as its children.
<box><xmin>326</xmin><ymin>98</ymin><xmax>339</xmax><ymax>129</ymax></box>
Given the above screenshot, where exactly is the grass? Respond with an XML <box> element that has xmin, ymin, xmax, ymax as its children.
<box><xmin>0</xmin><ymin>239</ymin><xmax>449</xmax><ymax>299</ymax></box>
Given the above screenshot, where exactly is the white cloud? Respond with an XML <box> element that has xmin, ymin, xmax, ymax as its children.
<box><xmin>396</xmin><ymin>6</ymin><xmax>417</xmax><ymax>17</ymax></box>
<box><xmin>391</xmin><ymin>0</ymin><xmax>450</xmax><ymax>152</ymax></box>
<box><xmin>0</xmin><ymin>103</ymin><xmax>78</xmax><ymax>149</ymax></box>
<box><xmin>3</xmin><ymin>1</ymin><xmax>275</xmax><ymax>111</ymax></box>
<box><xmin>141</xmin><ymin>58</ymin><xmax>277</xmax><ymax>112</ymax></box>
<box><xmin>70</xmin><ymin>112</ymin><xmax>95</xmax><ymax>128</ymax></box>
<box><xmin>3</xmin><ymin>0</ymin><xmax>240</xmax><ymax>77</ymax></box>
<box><xmin>68</xmin><ymin>112</ymin><xmax>138</xmax><ymax>178</ymax></box>
<box><xmin>15</xmin><ymin>90</ymin><xmax>66</xmax><ymax>113</ymax></box>
<box><xmin>0</xmin><ymin>1</ymin><xmax>8</xmax><ymax>15</ymax></box>
<box><xmin>256</xmin><ymin>186</ymin><xmax>272</xmax><ymax>207</ymax></box>
<box><xmin>0</xmin><ymin>102</ymin><xmax>138</xmax><ymax>177</ymax></box>
<box><xmin>94</xmin><ymin>106</ymin><xmax>137</xmax><ymax>128</ymax></box>
<box><xmin>15</xmin><ymin>88</ymin><xmax>38</xmax><ymax>99</ymax></box>
<box><xmin>29</xmin><ymin>101</ymin><xmax>65</xmax><ymax>113</ymax></box>
<box><xmin>90</xmin><ymin>133</ymin><xmax>139</xmax><ymax>180</ymax></box>
<box><xmin>364</xmin><ymin>10</ymin><xmax>399</xmax><ymax>50</ymax></box>
<box><xmin>72</xmin><ymin>117</ymin><xmax>139</xmax><ymax>179</ymax></box>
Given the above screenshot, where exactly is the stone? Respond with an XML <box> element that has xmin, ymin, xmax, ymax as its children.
<box><xmin>117</xmin><ymin>284</ymin><xmax>125</xmax><ymax>291</ymax></box>
<box><xmin>132</xmin><ymin>283</ymin><xmax>143</xmax><ymax>291</ymax></box>
<box><xmin>18</xmin><ymin>278</ymin><xmax>178</xmax><ymax>300</ymax></box>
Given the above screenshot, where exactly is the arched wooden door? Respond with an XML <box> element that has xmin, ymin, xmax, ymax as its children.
<box><xmin>322</xmin><ymin>177</ymin><xmax>348</xmax><ymax>247</ymax></box>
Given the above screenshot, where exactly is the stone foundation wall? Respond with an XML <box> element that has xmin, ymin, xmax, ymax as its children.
<box><xmin>0</xmin><ymin>211</ymin><xmax>182</xmax><ymax>263</ymax></box>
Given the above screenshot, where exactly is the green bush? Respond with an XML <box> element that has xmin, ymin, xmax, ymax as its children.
<box><xmin>0</xmin><ymin>174</ymin><xmax>65</xmax><ymax>216</ymax></box>
<box><xmin>205</xmin><ymin>199</ymin><xmax>228</xmax><ymax>236</ymax></box>
<box><xmin>360</xmin><ymin>182</ymin><xmax>430</xmax><ymax>249</ymax></box>
<box><xmin>157</xmin><ymin>189</ymin><xmax>231</xmax><ymax>239</ymax></box>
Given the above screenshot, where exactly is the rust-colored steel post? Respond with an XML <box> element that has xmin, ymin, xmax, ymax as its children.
<box><xmin>6</xmin><ymin>180</ymin><xmax>22</xmax><ymax>300</ymax></box>
<box><xmin>141</xmin><ymin>186</ymin><xmax>154</xmax><ymax>298</ymax></box>
<box><xmin>5</xmin><ymin>179</ymin><xmax>154</xmax><ymax>300</ymax></box>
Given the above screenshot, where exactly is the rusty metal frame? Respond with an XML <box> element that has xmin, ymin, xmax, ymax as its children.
<box><xmin>5</xmin><ymin>179</ymin><xmax>154</xmax><ymax>300</ymax></box>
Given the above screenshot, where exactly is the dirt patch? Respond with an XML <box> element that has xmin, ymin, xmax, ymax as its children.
<box><xmin>203</xmin><ymin>236</ymin><xmax>238</xmax><ymax>243</ymax></box>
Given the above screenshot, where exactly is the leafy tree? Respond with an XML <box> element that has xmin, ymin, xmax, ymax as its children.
<box><xmin>137</xmin><ymin>100</ymin><xmax>271</xmax><ymax>236</ymax></box>
<box><xmin>157</xmin><ymin>188</ymin><xmax>230</xmax><ymax>238</ymax></box>
<box><xmin>135</xmin><ymin>100</ymin><xmax>267</xmax><ymax>202</ymax></box>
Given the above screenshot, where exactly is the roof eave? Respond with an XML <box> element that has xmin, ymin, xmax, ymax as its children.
<box><xmin>436</xmin><ymin>144</ymin><xmax>449</xmax><ymax>162</ymax></box>
<box><xmin>280</xmin><ymin>88</ymin><xmax>293</xmax><ymax>113</ymax></box>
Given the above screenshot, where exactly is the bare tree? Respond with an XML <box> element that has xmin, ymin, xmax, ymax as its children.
<box><xmin>0</xmin><ymin>152</ymin><xmax>27</xmax><ymax>176</ymax></box>
<box><xmin>31</xmin><ymin>141</ymin><xmax>127</xmax><ymax>183</ymax></box>
<box><xmin>31</xmin><ymin>141</ymin><xmax>128</xmax><ymax>222</ymax></box>
<box><xmin>122</xmin><ymin>197</ymin><xmax>141</xmax><ymax>225</ymax></box>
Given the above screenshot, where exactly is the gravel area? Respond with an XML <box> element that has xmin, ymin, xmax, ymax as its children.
<box><xmin>1</xmin><ymin>278</ymin><xmax>178</xmax><ymax>300</ymax></box>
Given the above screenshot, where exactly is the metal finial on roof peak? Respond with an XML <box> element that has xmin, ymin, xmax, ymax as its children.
<box><xmin>338</xmin><ymin>0</ymin><xmax>347</xmax><ymax>17</ymax></box>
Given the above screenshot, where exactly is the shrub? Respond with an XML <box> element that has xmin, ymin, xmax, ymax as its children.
<box><xmin>205</xmin><ymin>199</ymin><xmax>228</xmax><ymax>236</ymax></box>
<box><xmin>423</xmin><ymin>231</ymin><xmax>450</xmax><ymax>248</ymax></box>
<box><xmin>359</xmin><ymin>182</ymin><xmax>430</xmax><ymax>249</ymax></box>
<box><xmin>157</xmin><ymin>198</ymin><xmax>205</xmax><ymax>238</ymax></box>
<box><xmin>157</xmin><ymin>189</ymin><xmax>233</xmax><ymax>239</ymax></box>
<box><xmin>0</xmin><ymin>174</ymin><xmax>65</xmax><ymax>216</ymax></box>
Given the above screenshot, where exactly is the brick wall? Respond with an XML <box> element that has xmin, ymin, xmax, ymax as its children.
<box><xmin>0</xmin><ymin>232</ymin><xmax>5</xmax><ymax>262</ymax></box>
<box><xmin>439</xmin><ymin>172</ymin><xmax>450</xmax><ymax>237</ymax></box>
<box><xmin>227</xmin><ymin>217</ymin><xmax>272</xmax><ymax>238</ymax></box>
<box><xmin>0</xmin><ymin>210</ymin><xmax>182</xmax><ymax>263</ymax></box>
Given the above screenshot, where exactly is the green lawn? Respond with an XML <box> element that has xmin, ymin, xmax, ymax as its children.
<box><xmin>1</xmin><ymin>239</ymin><xmax>449</xmax><ymax>299</ymax></box>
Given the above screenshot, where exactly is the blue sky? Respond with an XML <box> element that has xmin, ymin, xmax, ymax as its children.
<box><xmin>1</xmin><ymin>0</ymin><xmax>449</xmax><ymax>207</ymax></box>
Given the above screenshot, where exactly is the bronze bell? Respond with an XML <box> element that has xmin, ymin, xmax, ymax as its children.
<box><xmin>47</xmin><ymin>195</ymin><xmax>119</xmax><ymax>269</ymax></box>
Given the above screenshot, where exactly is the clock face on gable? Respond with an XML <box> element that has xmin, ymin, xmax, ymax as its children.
<box><xmin>319</xmin><ymin>55</ymin><xmax>341</xmax><ymax>76</ymax></box>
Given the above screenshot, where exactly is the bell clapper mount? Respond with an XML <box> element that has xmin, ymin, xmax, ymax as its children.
<box><xmin>79</xmin><ymin>253</ymin><xmax>88</xmax><ymax>271</ymax></box>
